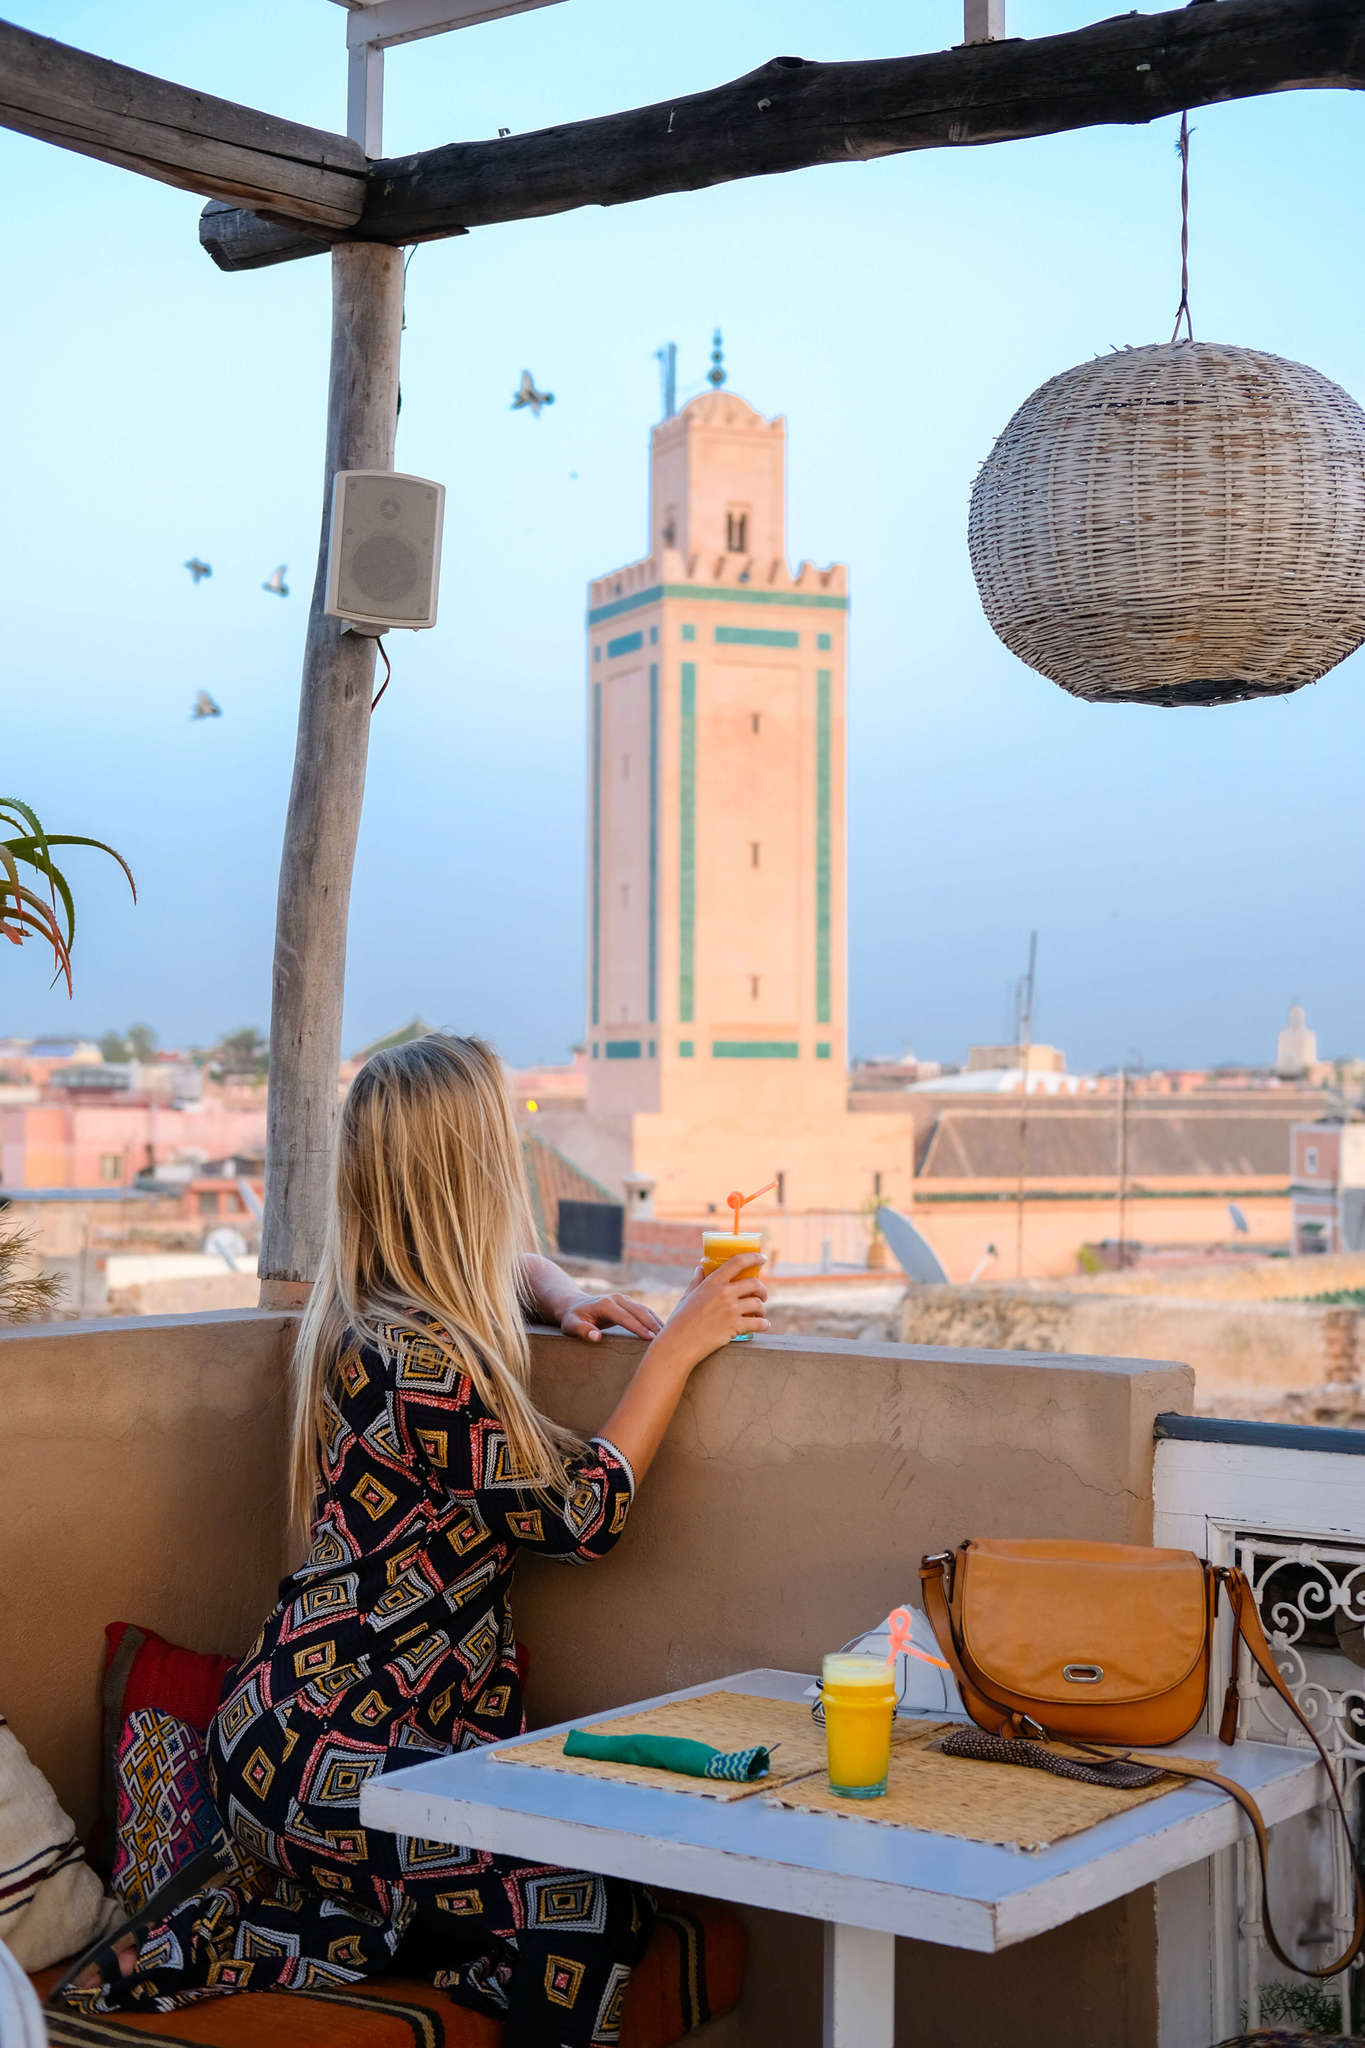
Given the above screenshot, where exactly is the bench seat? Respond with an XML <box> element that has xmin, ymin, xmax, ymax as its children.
<box><xmin>34</xmin><ymin>1893</ymin><xmax>745</xmax><ymax>2047</ymax></box>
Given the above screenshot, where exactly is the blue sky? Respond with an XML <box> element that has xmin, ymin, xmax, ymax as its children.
<box><xmin>4</xmin><ymin>0</ymin><xmax>1364</xmax><ymax>1070</ymax></box>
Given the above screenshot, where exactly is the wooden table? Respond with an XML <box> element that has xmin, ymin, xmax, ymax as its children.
<box><xmin>360</xmin><ymin>1668</ymin><xmax>1325</xmax><ymax>2047</ymax></box>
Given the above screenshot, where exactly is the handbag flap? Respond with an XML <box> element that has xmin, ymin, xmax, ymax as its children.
<box><xmin>959</xmin><ymin>1539</ymin><xmax>1208</xmax><ymax>1708</ymax></box>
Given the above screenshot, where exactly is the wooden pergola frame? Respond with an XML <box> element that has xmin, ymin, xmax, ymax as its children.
<box><xmin>3</xmin><ymin>0</ymin><xmax>1362</xmax><ymax>1300</ymax></box>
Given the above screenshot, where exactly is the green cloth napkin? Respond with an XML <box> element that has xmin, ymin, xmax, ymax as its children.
<box><xmin>562</xmin><ymin>1729</ymin><xmax>772</xmax><ymax>1782</ymax></box>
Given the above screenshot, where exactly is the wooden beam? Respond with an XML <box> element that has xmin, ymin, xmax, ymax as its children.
<box><xmin>199</xmin><ymin>0</ymin><xmax>1365</xmax><ymax>271</ymax></box>
<box><xmin>0</xmin><ymin>18</ymin><xmax>365</xmax><ymax>229</ymax></box>
<box><xmin>259</xmin><ymin>243</ymin><xmax>404</xmax><ymax>1299</ymax></box>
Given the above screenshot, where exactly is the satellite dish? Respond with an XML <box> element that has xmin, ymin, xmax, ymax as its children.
<box><xmin>204</xmin><ymin>1226</ymin><xmax>249</xmax><ymax>1270</ymax></box>
<box><xmin>1228</xmin><ymin>1203</ymin><xmax>1250</xmax><ymax>1236</ymax></box>
<box><xmin>877</xmin><ymin>1207</ymin><xmax>950</xmax><ymax>1285</ymax></box>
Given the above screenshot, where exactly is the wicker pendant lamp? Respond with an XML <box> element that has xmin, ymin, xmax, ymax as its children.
<box><xmin>968</xmin><ymin>125</ymin><xmax>1365</xmax><ymax>706</ymax></box>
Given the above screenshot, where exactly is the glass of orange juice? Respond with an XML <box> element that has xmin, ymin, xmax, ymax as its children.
<box><xmin>699</xmin><ymin>1230</ymin><xmax>764</xmax><ymax>1342</ymax></box>
<box><xmin>821</xmin><ymin>1653</ymin><xmax>895</xmax><ymax>1798</ymax></box>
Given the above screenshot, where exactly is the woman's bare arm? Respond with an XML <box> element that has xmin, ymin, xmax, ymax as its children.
<box><xmin>520</xmin><ymin>1252</ymin><xmax>663</xmax><ymax>1343</ymax></box>
<box><xmin>593</xmin><ymin>1254</ymin><xmax>767</xmax><ymax>1488</ymax></box>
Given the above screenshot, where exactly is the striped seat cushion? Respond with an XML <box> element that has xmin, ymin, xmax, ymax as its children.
<box><xmin>35</xmin><ymin>1893</ymin><xmax>745</xmax><ymax>2047</ymax></box>
<box><xmin>0</xmin><ymin>1718</ymin><xmax>119</xmax><ymax>1973</ymax></box>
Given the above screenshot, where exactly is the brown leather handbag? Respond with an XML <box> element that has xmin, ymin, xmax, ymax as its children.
<box><xmin>920</xmin><ymin>1538</ymin><xmax>1365</xmax><ymax>1978</ymax></box>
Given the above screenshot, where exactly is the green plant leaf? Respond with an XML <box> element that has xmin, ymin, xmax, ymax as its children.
<box><xmin>0</xmin><ymin>797</ymin><xmax>46</xmax><ymax>842</ymax></box>
<box><xmin>6</xmin><ymin>846</ymin><xmax>76</xmax><ymax>943</ymax></box>
<box><xmin>1</xmin><ymin>896</ymin><xmax>72</xmax><ymax>992</ymax></box>
<box><xmin>0</xmin><ymin>844</ymin><xmax>21</xmax><ymax>904</ymax></box>
<box><xmin>40</xmin><ymin>834</ymin><xmax>136</xmax><ymax>904</ymax></box>
<box><xmin>1</xmin><ymin>801</ymin><xmax>134</xmax><ymax>996</ymax></box>
<box><xmin>2</xmin><ymin>841</ymin><xmax>76</xmax><ymax>946</ymax></box>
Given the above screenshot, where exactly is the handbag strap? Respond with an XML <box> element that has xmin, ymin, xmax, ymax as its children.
<box><xmin>920</xmin><ymin>1553</ymin><xmax>1014</xmax><ymax>1730</ymax></box>
<box><xmin>1201</xmin><ymin>1563</ymin><xmax>1365</xmax><ymax>1980</ymax></box>
<box><xmin>920</xmin><ymin>1552</ymin><xmax>1365</xmax><ymax>1978</ymax></box>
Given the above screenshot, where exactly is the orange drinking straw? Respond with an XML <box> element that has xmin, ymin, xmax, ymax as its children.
<box><xmin>725</xmin><ymin>1181</ymin><xmax>776</xmax><ymax>1239</ymax></box>
<box><xmin>886</xmin><ymin>1606</ymin><xmax>951</xmax><ymax>1673</ymax></box>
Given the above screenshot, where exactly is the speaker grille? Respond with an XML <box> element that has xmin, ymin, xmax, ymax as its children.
<box><xmin>351</xmin><ymin>532</ymin><xmax>420</xmax><ymax>604</ymax></box>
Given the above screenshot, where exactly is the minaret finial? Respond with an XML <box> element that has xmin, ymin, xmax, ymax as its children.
<box><xmin>707</xmin><ymin>328</ymin><xmax>726</xmax><ymax>388</ymax></box>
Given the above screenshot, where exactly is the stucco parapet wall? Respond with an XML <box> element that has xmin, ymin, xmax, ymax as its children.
<box><xmin>0</xmin><ymin>1309</ymin><xmax>297</xmax><ymax>1837</ymax></box>
<box><xmin>587</xmin><ymin>548</ymin><xmax>847</xmax><ymax>617</ymax></box>
<box><xmin>518</xmin><ymin>1327</ymin><xmax>1192</xmax><ymax>1729</ymax></box>
<box><xmin>0</xmin><ymin>1307</ymin><xmax>294</xmax><ymax>1436</ymax></box>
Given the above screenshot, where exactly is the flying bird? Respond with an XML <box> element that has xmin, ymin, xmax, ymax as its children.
<box><xmin>262</xmin><ymin>565</ymin><xmax>289</xmax><ymax>597</ymax></box>
<box><xmin>191</xmin><ymin>691</ymin><xmax>222</xmax><ymax>720</ymax></box>
<box><xmin>184</xmin><ymin>558</ymin><xmax>212</xmax><ymax>583</ymax></box>
<box><xmin>511</xmin><ymin>370</ymin><xmax>554</xmax><ymax>417</ymax></box>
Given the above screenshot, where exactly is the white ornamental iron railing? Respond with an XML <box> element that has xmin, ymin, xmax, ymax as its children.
<box><xmin>1153</xmin><ymin>1414</ymin><xmax>1365</xmax><ymax>2047</ymax></box>
<box><xmin>1230</xmin><ymin>1529</ymin><xmax>1365</xmax><ymax>2031</ymax></box>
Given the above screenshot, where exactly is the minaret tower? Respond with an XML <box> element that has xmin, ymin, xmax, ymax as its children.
<box><xmin>584</xmin><ymin>344</ymin><xmax>850</xmax><ymax>1179</ymax></box>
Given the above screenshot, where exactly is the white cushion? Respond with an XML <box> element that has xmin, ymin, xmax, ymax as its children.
<box><xmin>0</xmin><ymin>1715</ymin><xmax>119</xmax><ymax>1972</ymax></box>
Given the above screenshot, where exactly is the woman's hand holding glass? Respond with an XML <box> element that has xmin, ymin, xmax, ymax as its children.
<box><xmin>655</xmin><ymin>1252</ymin><xmax>769</xmax><ymax>1368</ymax></box>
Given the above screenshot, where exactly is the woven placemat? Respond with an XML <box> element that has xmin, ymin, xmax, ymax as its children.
<box><xmin>768</xmin><ymin>1733</ymin><xmax>1181</xmax><ymax>1850</ymax></box>
<box><xmin>493</xmin><ymin>1692</ymin><xmax>838</xmax><ymax>1802</ymax></box>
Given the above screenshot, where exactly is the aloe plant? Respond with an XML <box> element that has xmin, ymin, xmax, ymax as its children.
<box><xmin>0</xmin><ymin>796</ymin><xmax>135</xmax><ymax>995</ymax></box>
<box><xmin>0</xmin><ymin>1224</ymin><xmax>63</xmax><ymax>1324</ymax></box>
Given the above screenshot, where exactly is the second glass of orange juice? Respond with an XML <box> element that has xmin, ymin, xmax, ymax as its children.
<box><xmin>699</xmin><ymin>1229</ymin><xmax>764</xmax><ymax>1342</ymax></box>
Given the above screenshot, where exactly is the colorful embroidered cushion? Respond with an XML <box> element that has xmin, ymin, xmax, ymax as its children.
<box><xmin>110</xmin><ymin>1711</ymin><xmax>229</xmax><ymax>1918</ymax></box>
<box><xmin>34</xmin><ymin>1892</ymin><xmax>746</xmax><ymax>2046</ymax></box>
<box><xmin>103</xmin><ymin>1625</ymin><xmax>236</xmax><ymax>1735</ymax></box>
<box><xmin>97</xmin><ymin>1626</ymin><xmax>532</xmax><ymax>1875</ymax></box>
<box><xmin>99</xmin><ymin>1625</ymin><xmax>236</xmax><ymax>1876</ymax></box>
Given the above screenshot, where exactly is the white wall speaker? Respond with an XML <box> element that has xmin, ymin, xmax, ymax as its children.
<box><xmin>325</xmin><ymin>469</ymin><xmax>446</xmax><ymax>631</ymax></box>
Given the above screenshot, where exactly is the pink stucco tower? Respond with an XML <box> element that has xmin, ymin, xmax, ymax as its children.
<box><xmin>583</xmin><ymin>376</ymin><xmax>912</xmax><ymax>1222</ymax></box>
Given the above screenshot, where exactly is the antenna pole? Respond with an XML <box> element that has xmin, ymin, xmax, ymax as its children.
<box><xmin>654</xmin><ymin>342</ymin><xmax>677</xmax><ymax>419</ymax></box>
<box><xmin>1014</xmin><ymin>929</ymin><xmax>1037</xmax><ymax>1280</ymax></box>
<box><xmin>1116</xmin><ymin>1066</ymin><xmax>1129</xmax><ymax>1269</ymax></box>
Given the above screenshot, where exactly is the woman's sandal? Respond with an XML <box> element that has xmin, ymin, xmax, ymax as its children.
<box><xmin>46</xmin><ymin>1845</ymin><xmax>229</xmax><ymax>2009</ymax></box>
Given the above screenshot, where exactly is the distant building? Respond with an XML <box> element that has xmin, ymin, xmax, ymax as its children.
<box><xmin>1290</xmin><ymin>1118</ymin><xmax>1365</xmax><ymax>1255</ymax></box>
<box><xmin>909</xmin><ymin>1070</ymin><xmax>1087</xmax><ymax>1098</ymax></box>
<box><xmin>28</xmin><ymin>1038</ymin><xmax>101</xmax><ymax>1065</ymax></box>
<box><xmin>507</xmin><ymin>1052</ymin><xmax>588</xmax><ymax>1118</ymax></box>
<box><xmin>966</xmin><ymin>1043</ymin><xmax>1067</xmax><ymax>1076</ymax></box>
<box><xmin>849</xmin><ymin>1053</ymin><xmax>943</xmax><ymax>1090</ymax></box>
<box><xmin>0</xmin><ymin>1097</ymin><xmax>267</xmax><ymax>1189</ymax></box>
<box><xmin>1277</xmin><ymin>1004</ymin><xmax>1319</xmax><ymax>1080</ymax></box>
<box><xmin>0</xmin><ymin>1037</ymin><xmax>103</xmax><ymax>1087</ymax></box>
<box><xmin>577</xmin><ymin>373</ymin><xmax>913</xmax><ymax>1228</ymax></box>
<box><xmin>47</xmin><ymin>1060</ymin><xmax>201</xmax><ymax>1104</ymax></box>
<box><xmin>858</xmin><ymin>1085</ymin><xmax>1320</xmax><ymax>1279</ymax></box>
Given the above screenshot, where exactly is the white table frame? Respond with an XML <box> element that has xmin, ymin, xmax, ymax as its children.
<box><xmin>360</xmin><ymin>1669</ymin><xmax>1325</xmax><ymax>2047</ymax></box>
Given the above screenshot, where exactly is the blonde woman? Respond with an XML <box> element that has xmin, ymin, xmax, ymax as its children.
<box><xmin>64</xmin><ymin>1035</ymin><xmax>767</xmax><ymax>2043</ymax></box>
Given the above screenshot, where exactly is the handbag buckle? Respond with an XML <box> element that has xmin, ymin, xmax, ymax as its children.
<box><xmin>1063</xmin><ymin>1663</ymin><xmax>1105</xmax><ymax>1684</ymax></box>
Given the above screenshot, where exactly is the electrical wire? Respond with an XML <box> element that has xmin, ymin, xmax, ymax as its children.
<box><xmin>370</xmin><ymin>639</ymin><xmax>392</xmax><ymax>711</ymax></box>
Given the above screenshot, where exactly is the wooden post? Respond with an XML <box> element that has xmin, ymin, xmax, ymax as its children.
<box><xmin>259</xmin><ymin>241</ymin><xmax>403</xmax><ymax>1307</ymax></box>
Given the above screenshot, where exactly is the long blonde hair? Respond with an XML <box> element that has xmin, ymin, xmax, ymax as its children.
<box><xmin>288</xmin><ymin>1033</ymin><xmax>581</xmax><ymax>1523</ymax></box>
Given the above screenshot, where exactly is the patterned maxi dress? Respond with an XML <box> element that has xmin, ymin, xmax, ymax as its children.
<box><xmin>78</xmin><ymin>1313</ymin><xmax>652</xmax><ymax>2047</ymax></box>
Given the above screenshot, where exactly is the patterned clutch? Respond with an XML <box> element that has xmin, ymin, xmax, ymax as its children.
<box><xmin>939</xmin><ymin>1725</ymin><xmax>1166</xmax><ymax>1789</ymax></box>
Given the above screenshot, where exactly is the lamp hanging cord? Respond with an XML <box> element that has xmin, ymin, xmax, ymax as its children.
<box><xmin>370</xmin><ymin>640</ymin><xmax>392</xmax><ymax>712</ymax></box>
<box><xmin>1170</xmin><ymin>110</ymin><xmax>1194</xmax><ymax>343</ymax></box>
